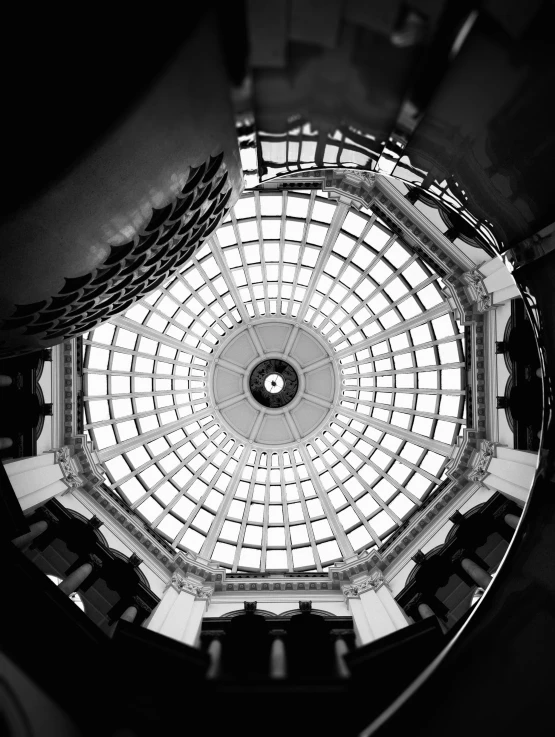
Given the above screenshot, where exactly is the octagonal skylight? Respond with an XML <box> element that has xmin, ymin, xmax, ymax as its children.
<box><xmin>83</xmin><ymin>185</ymin><xmax>465</xmax><ymax>572</ymax></box>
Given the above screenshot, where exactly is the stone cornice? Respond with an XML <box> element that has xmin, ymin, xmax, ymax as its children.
<box><xmin>220</xmin><ymin>576</ymin><xmax>334</xmax><ymax>592</ymax></box>
<box><xmin>51</xmin><ymin>342</ymin><xmax>66</xmax><ymax>449</ymax></box>
<box><xmin>62</xmin><ymin>336</ymin><xmax>83</xmax><ymax>444</ymax></box>
<box><xmin>374</xmin><ymin>175</ymin><xmax>476</xmax><ymax>272</ymax></box>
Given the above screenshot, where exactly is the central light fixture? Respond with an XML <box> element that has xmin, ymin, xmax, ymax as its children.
<box><xmin>265</xmin><ymin>373</ymin><xmax>284</xmax><ymax>393</ymax></box>
<box><xmin>249</xmin><ymin>358</ymin><xmax>299</xmax><ymax>408</ymax></box>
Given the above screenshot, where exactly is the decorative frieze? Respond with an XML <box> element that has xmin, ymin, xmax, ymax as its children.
<box><xmin>223</xmin><ymin>579</ymin><xmax>330</xmax><ymax>592</ymax></box>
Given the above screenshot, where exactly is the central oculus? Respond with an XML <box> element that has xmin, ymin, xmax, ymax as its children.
<box><xmin>249</xmin><ymin>359</ymin><xmax>299</xmax><ymax>408</ymax></box>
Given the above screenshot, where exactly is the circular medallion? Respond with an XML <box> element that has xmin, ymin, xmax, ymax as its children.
<box><xmin>249</xmin><ymin>358</ymin><xmax>299</xmax><ymax>408</ymax></box>
<box><xmin>210</xmin><ymin>319</ymin><xmax>339</xmax><ymax>447</ymax></box>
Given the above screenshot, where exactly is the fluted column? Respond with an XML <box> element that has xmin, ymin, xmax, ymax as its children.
<box><xmin>269</xmin><ymin>629</ymin><xmax>287</xmax><ymax>679</ymax></box>
<box><xmin>344</xmin><ymin>571</ymin><xmax>410</xmax><ymax>646</ymax></box>
<box><xmin>483</xmin><ymin>448</ymin><xmax>537</xmax><ymax>507</ymax></box>
<box><xmin>146</xmin><ymin>573</ymin><xmax>212</xmax><ymax>646</ymax></box>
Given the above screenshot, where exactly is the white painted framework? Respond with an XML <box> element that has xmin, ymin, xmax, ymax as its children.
<box><xmin>81</xmin><ymin>188</ymin><xmax>466</xmax><ymax>574</ymax></box>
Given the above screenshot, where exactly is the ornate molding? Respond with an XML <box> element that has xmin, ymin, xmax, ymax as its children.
<box><xmin>55</xmin><ymin>446</ymin><xmax>82</xmax><ymax>490</ymax></box>
<box><xmin>463</xmin><ymin>269</ymin><xmax>493</xmax><ymax>312</ymax></box>
<box><xmin>342</xmin><ymin>571</ymin><xmax>385</xmax><ymax>602</ymax></box>
<box><xmin>223</xmin><ymin>577</ymin><xmax>331</xmax><ymax>592</ymax></box>
<box><xmin>54</xmin><ymin>170</ymin><xmax>491</xmax><ymax>592</ymax></box>
<box><xmin>468</xmin><ymin>440</ymin><xmax>497</xmax><ymax>481</ymax></box>
<box><xmin>169</xmin><ymin>572</ymin><xmax>213</xmax><ymax>602</ymax></box>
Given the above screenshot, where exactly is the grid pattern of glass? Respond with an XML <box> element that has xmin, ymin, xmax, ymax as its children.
<box><xmin>83</xmin><ymin>189</ymin><xmax>465</xmax><ymax>572</ymax></box>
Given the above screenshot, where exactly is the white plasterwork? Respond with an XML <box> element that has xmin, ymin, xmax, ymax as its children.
<box><xmin>463</xmin><ymin>269</ymin><xmax>493</xmax><ymax>312</ymax></box>
<box><xmin>169</xmin><ymin>572</ymin><xmax>213</xmax><ymax>602</ymax></box>
<box><xmin>55</xmin><ymin>446</ymin><xmax>82</xmax><ymax>490</ymax></box>
<box><xmin>468</xmin><ymin>440</ymin><xmax>497</xmax><ymax>481</ymax></box>
<box><xmin>342</xmin><ymin>571</ymin><xmax>385</xmax><ymax>602</ymax></box>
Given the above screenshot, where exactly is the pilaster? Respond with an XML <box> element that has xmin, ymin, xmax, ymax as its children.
<box><xmin>3</xmin><ymin>453</ymin><xmax>66</xmax><ymax>512</ymax></box>
<box><xmin>343</xmin><ymin>571</ymin><xmax>410</xmax><ymax>646</ymax></box>
<box><xmin>482</xmin><ymin>446</ymin><xmax>537</xmax><ymax>507</ymax></box>
<box><xmin>146</xmin><ymin>573</ymin><xmax>213</xmax><ymax>646</ymax></box>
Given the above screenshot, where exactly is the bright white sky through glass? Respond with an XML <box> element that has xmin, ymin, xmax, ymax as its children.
<box><xmin>83</xmin><ymin>188</ymin><xmax>465</xmax><ymax>573</ymax></box>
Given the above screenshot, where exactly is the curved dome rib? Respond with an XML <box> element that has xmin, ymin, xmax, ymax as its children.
<box><xmin>82</xmin><ymin>185</ymin><xmax>465</xmax><ymax>573</ymax></box>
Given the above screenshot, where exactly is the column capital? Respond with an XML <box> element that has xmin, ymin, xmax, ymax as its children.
<box><xmin>463</xmin><ymin>269</ymin><xmax>493</xmax><ymax>312</ymax></box>
<box><xmin>468</xmin><ymin>439</ymin><xmax>497</xmax><ymax>481</ymax></box>
<box><xmin>342</xmin><ymin>570</ymin><xmax>385</xmax><ymax>602</ymax></box>
<box><xmin>167</xmin><ymin>572</ymin><xmax>213</xmax><ymax>602</ymax></box>
<box><xmin>55</xmin><ymin>446</ymin><xmax>82</xmax><ymax>490</ymax></box>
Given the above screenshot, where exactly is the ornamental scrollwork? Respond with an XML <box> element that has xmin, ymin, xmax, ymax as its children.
<box><xmin>468</xmin><ymin>440</ymin><xmax>497</xmax><ymax>481</ymax></box>
<box><xmin>342</xmin><ymin>571</ymin><xmax>385</xmax><ymax>602</ymax></box>
<box><xmin>170</xmin><ymin>572</ymin><xmax>213</xmax><ymax>602</ymax></box>
<box><xmin>55</xmin><ymin>446</ymin><xmax>82</xmax><ymax>489</ymax></box>
<box><xmin>463</xmin><ymin>269</ymin><xmax>492</xmax><ymax>312</ymax></box>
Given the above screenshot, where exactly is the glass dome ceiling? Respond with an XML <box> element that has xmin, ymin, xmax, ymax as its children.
<box><xmin>83</xmin><ymin>185</ymin><xmax>465</xmax><ymax>572</ymax></box>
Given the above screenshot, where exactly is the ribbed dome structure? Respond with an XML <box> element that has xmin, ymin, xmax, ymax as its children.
<box><xmin>83</xmin><ymin>185</ymin><xmax>465</xmax><ymax>572</ymax></box>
